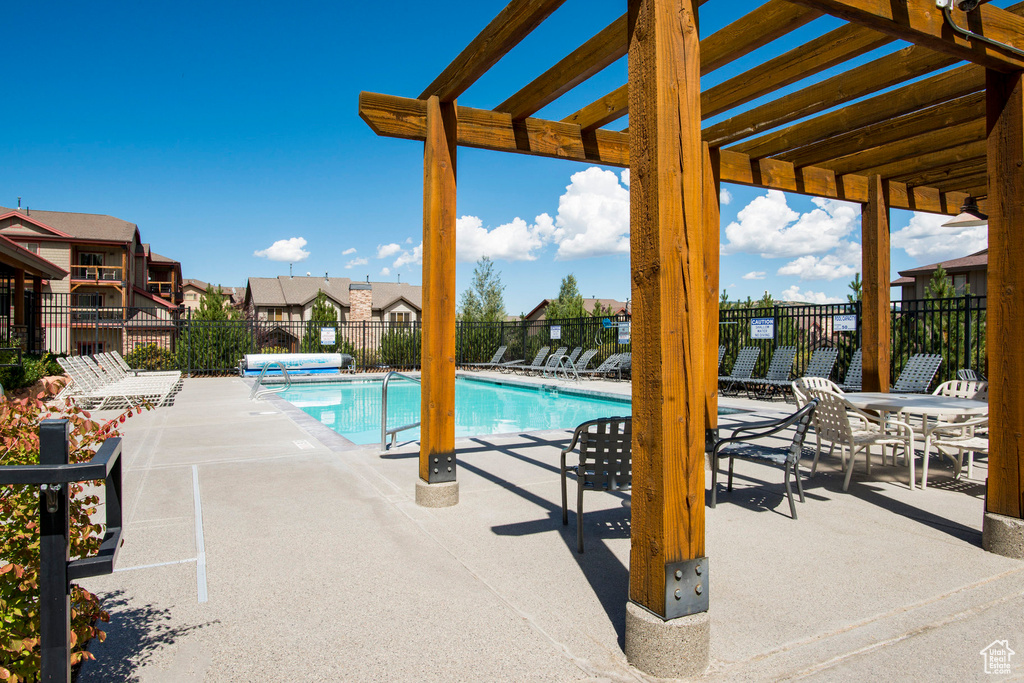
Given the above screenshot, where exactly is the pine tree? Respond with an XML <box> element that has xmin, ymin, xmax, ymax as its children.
<box><xmin>847</xmin><ymin>273</ymin><xmax>862</xmax><ymax>303</ymax></box>
<box><xmin>301</xmin><ymin>290</ymin><xmax>339</xmax><ymax>352</ymax></box>
<box><xmin>925</xmin><ymin>265</ymin><xmax>957</xmax><ymax>299</ymax></box>
<box><xmin>545</xmin><ymin>274</ymin><xmax>586</xmax><ymax>320</ymax></box>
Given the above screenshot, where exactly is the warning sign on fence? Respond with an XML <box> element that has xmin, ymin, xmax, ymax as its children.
<box><xmin>750</xmin><ymin>317</ymin><xmax>774</xmax><ymax>340</ymax></box>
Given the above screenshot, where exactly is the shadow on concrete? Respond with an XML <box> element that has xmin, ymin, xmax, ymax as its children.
<box><xmin>78</xmin><ymin>590</ymin><xmax>217</xmax><ymax>682</ymax></box>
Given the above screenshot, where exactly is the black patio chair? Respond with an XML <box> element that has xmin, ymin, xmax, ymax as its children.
<box><xmin>709</xmin><ymin>400</ymin><xmax>818</xmax><ymax>519</ymax></box>
<box><xmin>560</xmin><ymin>416</ymin><xmax>631</xmax><ymax>553</ymax></box>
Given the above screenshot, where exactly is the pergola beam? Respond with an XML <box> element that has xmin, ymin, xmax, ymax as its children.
<box><xmin>788</xmin><ymin>0</ymin><xmax>1024</xmax><ymax>71</ymax></box>
<box><xmin>778</xmin><ymin>93</ymin><xmax>985</xmax><ymax>169</ymax></box>
<box><xmin>820</xmin><ymin>119</ymin><xmax>986</xmax><ymax>176</ymax></box>
<box><xmin>420</xmin><ymin>0</ymin><xmax>570</xmax><ymax>101</ymax></box>
<box><xmin>730</xmin><ymin>64</ymin><xmax>984</xmax><ymax>160</ymax></box>
<box><xmin>699</xmin><ymin>0</ymin><xmax>823</xmax><ymax>74</ymax></box>
<box><xmin>495</xmin><ymin>14</ymin><xmax>627</xmax><ymax>120</ymax></box>
<box><xmin>360</xmin><ymin>91</ymin><xmax>968</xmax><ymax>213</ymax></box>
<box><xmin>853</xmin><ymin>140</ymin><xmax>987</xmax><ymax>179</ymax></box>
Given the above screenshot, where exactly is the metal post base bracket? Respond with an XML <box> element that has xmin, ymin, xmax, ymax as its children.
<box><xmin>664</xmin><ymin>557</ymin><xmax>709</xmax><ymax>619</ymax></box>
<box><xmin>427</xmin><ymin>452</ymin><xmax>457</xmax><ymax>483</ymax></box>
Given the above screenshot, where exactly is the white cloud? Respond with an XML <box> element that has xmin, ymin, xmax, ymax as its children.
<box><xmin>380</xmin><ymin>267</ymin><xmax>391</xmax><ymax>276</ymax></box>
<box><xmin>405</xmin><ymin>237</ymin><xmax>413</xmax><ymax>244</ymax></box>
<box><xmin>720</xmin><ymin>188</ymin><xmax>732</xmax><ymax>206</ymax></box>
<box><xmin>342</xmin><ymin>247</ymin><xmax>357</xmax><ymax>255</ymax></box>
<box><xmin>780</xmin><ymin>285</ymin><xmax>842</xmax><ymax>304</ymax></box>
<box><xmin>344</xmin><ymin>257</ymin><xmax>368</xmax><ymax>269</ymax></box>
<box><xmin>253</xmin><ymin>237</ymin><xmax>310</xmax><ymax>262</ymax></box>
<box><xmin>742</xmin><ymin>271</ymin><xmax>766</xmax><ymax>280</ymax></box>
<box><xmin>620</xmin><ymin>169</ymin><xmax>630</xmax><ymax>188</ymax></box>
<box><xmin>455</xmin><ymin>215</ymin><xmax>547</xmax><ymax>262</ymax></box>
<box><xmin>549</xmin><ymin>167</ymin><xmax>630</xmax><ymax>260</ymax></box>
<box><xmin>777</xmin><ymin>241</ymin><xmax>861</xmax><ymax>281</ymax></box>
<box><xmin>891</xmin><ymin>212</ymin><xmax>987</xmax><ymax>264</ymax></box>
<box><xmin>376</xmin><ymin>243</ymin><xmax>402</xmax><ymax>259</ymax></box>
<box><xmin>394</xmin><ymin>243</ymin><xmax>422</xmax><ymax>268</ymax></box>
<box><xmin>722</xmin><ymin>191</ymin><xmax>859</xmax><ymax>258</ymax></box>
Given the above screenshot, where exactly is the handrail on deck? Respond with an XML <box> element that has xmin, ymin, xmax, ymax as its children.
<box><xmin>381</xmin><ymin>371</ymin><xmax>421</xmax><ymax>452</ymax></box>
<box><xmin>250</xmin><ymin>362</ymin><xmax>291</xmax><ymax>400</ymax></box>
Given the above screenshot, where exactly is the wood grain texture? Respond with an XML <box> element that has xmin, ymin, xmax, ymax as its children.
<box><xmin>562</xmin><ymin>85</ymin><xmax>628</xmax><ymax>131</ymax></box>
<box><xmin>703</xmin><ymin>23</ymin><xmax>893</xmax><ymax>119</ymax></box>
<box><xmin>778</xmin><ymin>93</ymin><xmax>985</xmax><ymax>169</ymax></box>
<box><xmin>703</xmin><ymin>44</ymin><xmax>958</xmax><ymax>148</ymax></box>
<box><xmin>861</xmin><ymin>175</ymin><xmax>890</xmax><ymax>394</ymax></box>
<box><xmin>360</xmin><ymin>92</ymin><xmax>965</xmax><ymax>213</ymax></box>
<box><xmin>420</xmin><ymin>96</ymin><xmax>458</xmax><ymax>482</ymax></box>
<box><xmin>700</xmin><ymin>0</ymin><xmax>822</xmax><ymax>74</ymax></box>
<box><xmin>846</xmin><ymin>140</ymin><xmax>987</xmax><ymax>180</ymax></box>
<box><xmin>420</xmin><ymin>0</ymin><xmax>569</xmax><ymax>101</ymax></box>
<box><xmin>731</xmin><ymin>65</ymin><xmax>984</xmax><ymax>160</ymax></box>
<box><xmin>703</xmin><ymin>144</ymin><xmax>720</xmax><ymax>436</ymax></box>
<box><xmin>787</xmin><ymin>0</ymin><xmax>1024</xmax><ymax>71</ymax></box>
<box><xmin>496</xmin><ymin>15</ymin><xmax>627</xmax><ymax>120</ymax></box>
<box><xmin>986</xmin><ymin>67</ymin><xmax>1024</xmax><ymax>518</ymax></box>
<box><xmin>627</xmin><ymin>0</ymin><xmax>705</xmax><ymax>617</ymax></box>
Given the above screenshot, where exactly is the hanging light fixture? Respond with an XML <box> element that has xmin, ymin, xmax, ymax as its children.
<box><xmin>941</xmin><ymin>196</ymin><xmax>988</xmax><ymax>228</ymax></box>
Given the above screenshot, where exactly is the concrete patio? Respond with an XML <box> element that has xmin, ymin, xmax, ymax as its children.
<box><xmin>77</xmin><ymin>376</ymin><xmax>1024</xmax><ymax>681</ymax></box>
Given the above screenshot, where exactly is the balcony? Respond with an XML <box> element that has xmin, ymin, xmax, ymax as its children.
<box><xmin>71</xmin><ymin>264</ymin><xmax>124</xmax><ymax>283</ymax></box>
<box><xmin>147</xmin><ymin>280</ymin><xmax>180</xmax><ymax>302</ymax></box>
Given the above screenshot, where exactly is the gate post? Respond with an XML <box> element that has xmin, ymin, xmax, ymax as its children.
<box><xmin>38</xmin><ymin>419</ymin><xmax>71</xmax><ymax>683</ymax></box>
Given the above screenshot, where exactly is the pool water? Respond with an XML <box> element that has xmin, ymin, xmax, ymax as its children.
<box><xmin>280</xmin><ymin>377</ymin><xmax>742</xmax><ymax>445</ymax></box>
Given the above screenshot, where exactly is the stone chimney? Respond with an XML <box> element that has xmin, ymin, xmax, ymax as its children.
<box><xmin>349</xmin><ymin>282</ymin><xmax>372</xmax><ymax>322</ymax></box>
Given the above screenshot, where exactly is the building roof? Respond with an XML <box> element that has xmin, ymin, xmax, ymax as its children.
<box><xmin>0</xmin><ymin>207</ymin><xmax>138</xmax><ymax>243</ymax></box>
<box><xmin>891</xmin><ymin>249</ymin><xmax>989</xmax><ymax>286</ymax></box>
<box><xmin>183</xmin><ymin>278</ymin><xmax>208</xmax><ymax>290</ymax></box>
<box><xmin>0</xmin><ymin>235</ymin><xmax>68</xmax><ymax>279</ymax></box>
<box><xmin>246</xmin><ymin>276</ymin><xmax>422</xmax><ymax>310</ymax></box>
<box><xmin>149</xmin><ymin>250</ymin><xmax>179</xmax><ymax>265</ymax></box>
<box><xmin>525</xmin><ymin>297</ymin><xmax>629</xmax><ymax>320</ymax></box>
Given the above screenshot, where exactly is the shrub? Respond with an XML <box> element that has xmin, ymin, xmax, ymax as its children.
<box><xmin>0</xmin><ymin>386</ymin><xmax>149</xmax><ymax>681</ymax></box>
<box><xmin>125</xmin><ymin>344</ymin><xmax>178</xmax><ymax>372</ymax></box>
<box><xmin>379</xmin><ymin>329</ymin><xmax>421</xmax><ymax>368</ymax></box>
<box><xmin>257</xmin><ymin>346</ymin><xmax>289</xmax><ymax>355</ymax></box>
<box><xmin>0</xmin><ymin>350</ymin><xmax>63</xmax><ymax>392</ymax></box>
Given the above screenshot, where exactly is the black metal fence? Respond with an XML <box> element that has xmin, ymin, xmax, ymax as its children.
<box><xmin>4</xmin><ymin>296</ymin><xmax>989</xmax><ymax>384</ymax></box>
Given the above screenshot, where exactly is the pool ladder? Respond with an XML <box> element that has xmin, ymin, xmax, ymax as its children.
<box><xmin>250</xmin><ymin>362</ymin><xmax>291</xmax><ymax>401</ymax></box>
<box><xmin>381</xmin><ymin>371</ymin><xmax>421</xmax><ymax>452</ymax></box>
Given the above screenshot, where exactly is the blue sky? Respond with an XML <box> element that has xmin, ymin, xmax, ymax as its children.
<box><xmin>2</xmin><ymin>1</ymin><xmax>988</xmax><ymax>315</ymax></box>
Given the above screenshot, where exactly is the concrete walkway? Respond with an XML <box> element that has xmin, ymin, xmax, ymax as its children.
<box><xmin>77</xmin><ymin>377</ymin><xmax>1024</xmax><ymax>681</ymax></box>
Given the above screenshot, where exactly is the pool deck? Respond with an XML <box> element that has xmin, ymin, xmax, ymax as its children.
<box><xmin>77</xmin><ymin>375</ymin><xmax>1024</xmax><ymax>681</ymax></box>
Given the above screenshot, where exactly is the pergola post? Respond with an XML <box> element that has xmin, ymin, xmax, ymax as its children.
<box><xmin>704</xmin><ymin>144</ymin><xmax>721</xmax><ymax>446</ymax></box>
<box><xmin>417</xmin><ymin>95</ymin><xmax>459</xmax><ymax>508</ymax></box>
<box><xmin>982</xmin><ymin>68</ymin><xmax>1024</xmax><ymax>559</ymax></box>
<box><xmin>623</xmin><ymin>0</ymin><xmax>709</xmax><ymax>677</ymax></box>
<box><xmin>861</xmin><ymin>174</ymin><xmax>890</xmax><ymax>393</ymax></box>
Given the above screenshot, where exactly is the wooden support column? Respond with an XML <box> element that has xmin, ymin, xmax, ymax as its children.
<box><xmin>418</xmin><ymin>95</ymin><xmax>458</xmax><ymax>505</ymax></box>
<box><xmin>13</xmin><ymin>269</ymin><xmax>25</xmax><ymax>326</ymax></box>
<box><xmin>33</xmin><ymin>277</ymin><xmax>42</xmax><ymax>351</ymax></box>
<box><xmin>624</xmin><ymin>0</ymin><xmax>709</xmax><ymax>676</ymax></box>
<box><xmin>861</xmin><ymin>175</ymin><xmax>890</xmax><ymax>393</ymax></box>
<box><xmin>704</xmin><ymin>144</ymin><xmax>721</xmax><ymax>443</ymax></box>
<box><xmin>984</xmin><ymin>68</ymin><xmax>1024</xmax><ymax>544</ymax></box>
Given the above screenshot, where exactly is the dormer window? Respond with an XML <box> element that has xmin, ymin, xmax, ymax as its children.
<box><xmin>25</xmin><ymin>243</ymin><xmax>38</xmax><ymax>254</ymax></box>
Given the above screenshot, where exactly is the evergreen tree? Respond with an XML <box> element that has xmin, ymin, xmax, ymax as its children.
<box><xmin>181</xmin><ymin>285</ymin><xmax>251</xmax><ymax>372</ymax></box>
<box><xmin>925</xmin><ymin>265</ymin><xmax>958</xmax><ymax>299</ymax></box>
<box><xmin>301</xmin><ymin>290</ymin><xmax>339</xmax><ymax>352</ymax></box>
<box><xmin>545</xmin><ymin>274</ymin><xmax>586</xmax><ymax>320</ymax></box>
<box><xmin>458</xmin><ymin>256</ymin><xmax>506</xmax><ymax>322</ymax></box>
<box><xmin>847</xmin><ymin>273</ymin><xmax>862</xmax><ymax>303</ymax></box>
<box><xmin>589</xmin><ymin>299</ymin><xmax>616</xmax><ymax>319</ymax></box>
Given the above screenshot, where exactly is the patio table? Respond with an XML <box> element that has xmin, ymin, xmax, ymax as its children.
<box><xmin>843</xmin><ymin>392</ymin><xmax>988</xmax><ymax>489</ymax></box>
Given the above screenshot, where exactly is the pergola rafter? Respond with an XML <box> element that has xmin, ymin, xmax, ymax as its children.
<box><xmin>361</xmin><ymin>0</ymin><xmax>1024</xmax><ymax>673</ymax></box>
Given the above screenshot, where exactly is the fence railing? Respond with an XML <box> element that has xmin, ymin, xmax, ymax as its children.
<box><xmin>0</xmin><ymin>295</ymin><xmax>990</xmax><ymax>385</ymax></box>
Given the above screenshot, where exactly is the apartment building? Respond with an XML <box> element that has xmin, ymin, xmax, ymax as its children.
<box><xmin>0</xmin><ymin>205</ymin><xmax>184</xmax><ymax>355</ymax></box>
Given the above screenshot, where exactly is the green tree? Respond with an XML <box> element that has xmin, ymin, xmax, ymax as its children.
<box><xmin>458</xmin><ymin>256</ymin><xmax>506</xmax><ymax>322</ymax></box>
<box><xmin>589</xmin><ymin>299</ymin><xmax>616</xmax><ymax>319</ymax></box>
<box><xmin>847</xmin><ymin>273</ymin><xmax>862</xmax><ymax>303</ymax></box>
<box><xmin>545</xmin><ymin>274</ymin><xmax>586</xmax><ymax>320</ymax></box>
<box><xmin>301</xmin><ymin>290</ymin><xmax>339</xmax><ymax>352</ymax></box>
<box><xmin>925</xmin><ymin>264</ymin><xmax>958</xmax><ymax>299</ymax></box>
<box><xmin>180</xmin><ymin>285</ymin><xmax>252</xmax><ymax>372</ymax></box>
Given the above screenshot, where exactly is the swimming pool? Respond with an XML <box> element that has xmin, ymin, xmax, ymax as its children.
<box><xmin>279</xmin><ymin>377</ymin><xmax>740</xmax><ymax>445</ymax></box>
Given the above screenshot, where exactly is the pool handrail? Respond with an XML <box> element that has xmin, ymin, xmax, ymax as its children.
<box><xmin>381</xmin><ymin>371</ymin><xmax>422</xmax><ymax>452</ymax></box>
<box><xmin>250</xmin><ymin>362</ymin><xmax>291</xmax><ymax>401</ymax></box>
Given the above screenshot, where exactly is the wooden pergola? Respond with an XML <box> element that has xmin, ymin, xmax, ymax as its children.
<box><xmin>360</xmin><ymin>0</ymin><xmax>1024</xmax><ymax>674</ymax></box>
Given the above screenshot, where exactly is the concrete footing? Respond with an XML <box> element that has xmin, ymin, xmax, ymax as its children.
<box><xmin>625</xmin><ymin>601</ymin><xmax>710</xmax><ymax>679</ymax></box>
<box><xmin>415</xmin><ymin>480</ymin><xmax>459</xmax><ymax>508</ymax></box>
<box><xmin>983</xmin><ymin>511</ymin><xmax>1024</xmax><ymax>560</ymax></box>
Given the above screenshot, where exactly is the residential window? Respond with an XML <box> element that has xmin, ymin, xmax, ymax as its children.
<box><xmin>953</xmin><ymin>274</ymin><xmax>967</xmax><ymax>294</ymax></box>
<box><xmin>74</xmin><ymin>293</ymin><xmax>103</xmax><ymax>308</ymax></box>
<box><xmin>77</xmin><ymin>342</ymin><xmax>105</xmax><ymax>355</ymax></box>
<box><xmin>267</xmin><ymin>308</ymin><xmax>285</xmax><ymax>322</ymax></box>
<box><xmin>186</xmin><ymin>292</ymin><xmax>197</xmax><ymax>300</ymax></box>
<box><xmin>25</xmin><ymin>243</ymin><xmax>38</xmax><ymax>254</ymax></box>
<box><xmin>77</xmin><ymin>252</ymin><xmax>104</xmax><ymax>279</ymax></box>
<box><xmin>389</xmin><ymin>311</ymin><xmax>411</xmax><ymax>327</ymax></box>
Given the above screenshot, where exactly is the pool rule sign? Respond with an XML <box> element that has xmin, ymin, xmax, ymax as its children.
<box><xmin>320</xmin><ymin>327</ymin><xmax>336</xmax><ymax>346</ymax></box>
<box><xmin>750</xmin><ymin>317</ymin><xmax>774</xmax><ymax>340</ymax></box>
